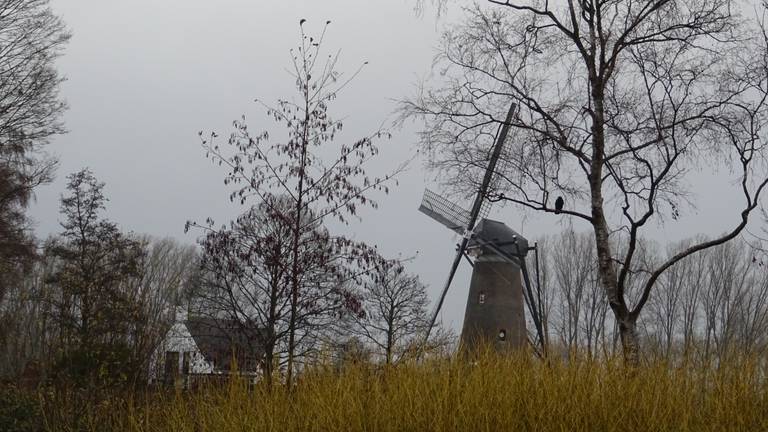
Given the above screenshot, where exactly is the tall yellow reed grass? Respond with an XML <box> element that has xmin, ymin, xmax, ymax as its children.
<box><xmin>40</xmin><ymin>352</ymin><xmax>768</xmax><ymax>432</ymax></box>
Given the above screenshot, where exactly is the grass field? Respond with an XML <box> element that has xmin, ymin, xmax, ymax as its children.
<box><xmin>20</xmin><ymin>353</ymin><xmax>765</xmax><ymax>432</ymax></box>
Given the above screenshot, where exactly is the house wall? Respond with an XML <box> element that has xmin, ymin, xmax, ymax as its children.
<box><xmin>149</xmin><ymin>321</ymin><xmax>214</xmax><ymax>382</ymax></box>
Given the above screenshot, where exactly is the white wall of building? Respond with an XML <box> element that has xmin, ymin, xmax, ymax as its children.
<box><xmin>149</xmin><ymin>318</ymin><xmax>214</xmax><ymax>381</ymax></box>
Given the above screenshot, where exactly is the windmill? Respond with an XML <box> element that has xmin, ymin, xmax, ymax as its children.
<box><xmin>419</xmin><ymin>103</ymin><xmax>546</xmax><ymax>354</ymax></box>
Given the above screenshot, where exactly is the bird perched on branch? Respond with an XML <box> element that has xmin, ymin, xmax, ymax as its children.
<box><xmin>554</xmin><ymin>196</ymin><xmax>564</xmax><ymax>214</ymax></box>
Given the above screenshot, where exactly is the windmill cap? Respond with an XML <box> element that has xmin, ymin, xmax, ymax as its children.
<box><xmin>468</xmin><ymin>218</ymin><xmax>529</xmax><ymax>257</ymax></box>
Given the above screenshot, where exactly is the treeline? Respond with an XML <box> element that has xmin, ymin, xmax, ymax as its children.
<box><xmin>5</xmin><ymin>173</ymin><xmax>766</xmax><ymax>388</ymax></box>
<box><xmin>0</xmin><ymin>169</ymin><xmax>441</xmax><ymax>388</ymax></box>
<box><xmin>4</xmin><ymin>168</ymin><xmax>766</xmax><ymax>390</ymax></box>
<box><xmin>0</xmin><ymin>170</ymin><xmax>198</xmax><ymax>386</ymax></box>
<box><xmin>536</xmin><ymin>229</ymin><xmax>768</xmax><ymax>363</ymax></box>
<box><xmin>0</xmin><ymin>13</ymin><xmax>441</xmax><ymax>391</ymax></box>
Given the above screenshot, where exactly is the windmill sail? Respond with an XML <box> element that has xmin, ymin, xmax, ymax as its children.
<box><xmin>418</xmin><ymin>189</ymin><xmax>471</xmax><ymax>235</ymax></box>
<box><xmin>420</xmin><ymin>103</ymin><xmax>518</xmax><ymax>346</ymax></box>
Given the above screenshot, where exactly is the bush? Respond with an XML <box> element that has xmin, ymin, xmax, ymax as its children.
<box><xmin>51</xmin><ymin>343</ymin><xmax>137</xmax><ymax>390</ymax></box>
<box><xmin>0</xmin><ymin>385</ymin><xmax>42</xmax><ymax>432</ymax></box>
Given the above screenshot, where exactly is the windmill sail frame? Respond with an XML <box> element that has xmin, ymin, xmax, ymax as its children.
<box><xmin>418</xmin><ymin>189</ymin><xmax>471</xmax><ymax>235</ymax></box>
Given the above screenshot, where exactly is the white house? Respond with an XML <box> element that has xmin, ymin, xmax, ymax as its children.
<box><xmin>150</xmin><ymin>310</ymin><xmax>265</xmax><ymax>385</ymax></box>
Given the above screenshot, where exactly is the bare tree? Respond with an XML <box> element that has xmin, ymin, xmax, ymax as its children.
<box><xmin>522</xmin><ymin>230</ymin><xmax>768</xmax><ymax>363</ymax></box>
<box><xmin>0</xmin><ymin>0</ymin><xmax>68</xmax><ymax>145</ymax></box>
<box><xmin>0</xmin><ymin>163</ymin><xmax>52</xmax><ymax>300</ymax></box>
<box><xmin>0</xmin><ymin>0</ymin><xmax>69</xmax><ymax>301</ymax></box>
<box><xmin>732</xmin><ymin>269</ymin><xmax>768</xmax><ymax>356</ymax></box>
<box><xmin>644</xmin><ymin>242</ymin><xmax>687</xmax><ymax>360</ymax></box>
<box><xmin>679</xmin><ymin>247</ymin><xmax>707</xmax><ymax>359</ymax></box>
<box><xmin>701</xmin><ymin>240</ymin><xmax>755</xmax><ymax>360</ymax></box>
<box><xmin>0</xmin><ymin>253</ymin><xmax>57</xmax><ymax>378</ymax></box>
<box><xmin>551</xmin><ymin>229</ymin><xmax>595</xmax><ymax>353</ymax></box>
<box><xmin>536</xmin><ymin>229</ymin><xmax>611</xmax><ymax>359</ymax></box>
<box><xmin>344</xmin><ymin>263</ymin><xmax>430</xmax><ymax>365</ymax></box>
<box><xmin>127</xmin><ymin>237</ymin><xmax>198</xmax><ymax>383</ymax></box>
<box><xmin>402</xmin><ymin>1</ymin><xmax>768</xmax><ymax>363</ymax></box>
<box><xmin>665</xmin><ymin>237</ymin><xmax>768</xmax><ymax>362</ymax></box>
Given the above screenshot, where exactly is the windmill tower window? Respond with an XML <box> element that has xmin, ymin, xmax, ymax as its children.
<box><xmin>498</xmin><ymin>329</ymin><xmax>506</xmax><ymax>341</ymax></box>
<box><xmin>478</xmin><ymin>292</ymin><xmax>486</xmax><ymax>304</ymax></box>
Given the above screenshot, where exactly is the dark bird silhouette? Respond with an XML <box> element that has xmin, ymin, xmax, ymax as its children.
<box><xmin>554</xmin><ymin>196</ymin><xmax>564</xmax><ymax>214</ymax></box>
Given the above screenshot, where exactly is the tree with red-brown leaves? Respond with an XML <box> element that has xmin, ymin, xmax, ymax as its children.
<box><xmin>193</xmin><ymin>197</ymin><xmax>381</xmax><ymax>383</ymax></box>
<box><xmin>188</xmin><ymin>21</ymin><xmax>402</xmax><ymax>385</ymax></box>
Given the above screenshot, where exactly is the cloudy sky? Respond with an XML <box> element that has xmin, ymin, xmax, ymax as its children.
<box><xmin>30</xmin><ymin>0</ymin><xmax>757</xmax><ymax>333</ymax></box>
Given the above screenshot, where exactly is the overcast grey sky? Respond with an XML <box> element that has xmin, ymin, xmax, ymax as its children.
<box><xmin>29</xmin><ymin>0</ymin><xmax>759</xmax><ymax>333</ymax></box>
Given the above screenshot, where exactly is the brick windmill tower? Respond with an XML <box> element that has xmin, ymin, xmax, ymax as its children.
<box><xmin>418</xmin><ymin>104</ymin><xmax>545</xmax><ymax>354</ymax></box>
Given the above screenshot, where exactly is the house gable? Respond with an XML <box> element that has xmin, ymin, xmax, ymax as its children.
<box><xmin>151</xmin><ymin>314</ymin><xmax>266</xmax><ymax>383</ymax></box>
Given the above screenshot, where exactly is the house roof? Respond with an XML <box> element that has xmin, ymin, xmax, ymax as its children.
<box><xmin>185</xmin><ymin>316</ymin><xmax>266</xmax><ymax>372</ymax></box>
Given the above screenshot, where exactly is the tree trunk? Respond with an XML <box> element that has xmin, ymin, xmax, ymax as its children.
<box><xmin>262</xmin><ymin>339</ymin><xmax>275</xmax><ymax>387</ymax></box>
<box><xmin>618</xmin><ymin>318</ymin><xmax>640</xmax><ymax>366</ymax></box>
<box><xmin>286</xmin><ymin>232</ymin><xmax>300</xmax><ymax>387</ymax></box>
<box><xmin>589</xmin><ymin>77</ymin><xmax>637</xmax><ymax>365</ymax></box>
<box><xmin>286</xmin><ymin>91</ymin><xmax>311</xmax><ymax>387</ymax></box>
<box><xmin>263</xmin><ymin>263</ymin><xmax>279</xmax><ymax>386</ymax></box>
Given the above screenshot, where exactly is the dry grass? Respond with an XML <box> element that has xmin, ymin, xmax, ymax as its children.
<box><xmin>39</xmin><ymin>353</ymin><xmax>768</xmax><ymax>432</ymax></box>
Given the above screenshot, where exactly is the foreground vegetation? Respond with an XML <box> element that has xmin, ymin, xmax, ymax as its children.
<box><xmin>3</xmin><ymin>353</ymin><xmax>764</xmax><ymax>432</ymax></box>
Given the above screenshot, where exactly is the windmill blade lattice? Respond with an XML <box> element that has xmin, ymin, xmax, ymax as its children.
<box><xmin>418</xmin><ymin>189</ymin><xmax>471</xmax><ymax>235</ymax></box>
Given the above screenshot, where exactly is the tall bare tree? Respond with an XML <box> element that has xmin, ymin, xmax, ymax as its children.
<box><xmin>537</xmin><ymin>230</ymin><xmax>768</xmax><ymax>363</ymax></box>
<box><xmin>0</xmin><ymin>252</ymin><xmax>57</xmax><ymax>378</ymax></box>
<box><xmin>403</xmin><ymin>1</ymin><xmax>768</xmax><ymax>363</ymax></box>
<box><xmin>189</xmin><ymin>21</ymin><xmax>402</xmax><ymax>385</ymax></box>
<box><xmin>0</xmin><ymin>0</ymin><xmax>69</xmax><ymax>301</ymax></box>
<box><xmin>127</xmin><ymin>236</ymin><xmax>198</xmax><ymax>383</ymax></box>
<box><xmin>543</xmin><ymin>229</ymin><xmax>610</xmax><ymax>357</ymax></box>
<box><xmin>344</xmin><ymin>263</ymin><xmax>430</xmax><ymax>365</ymax></box>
